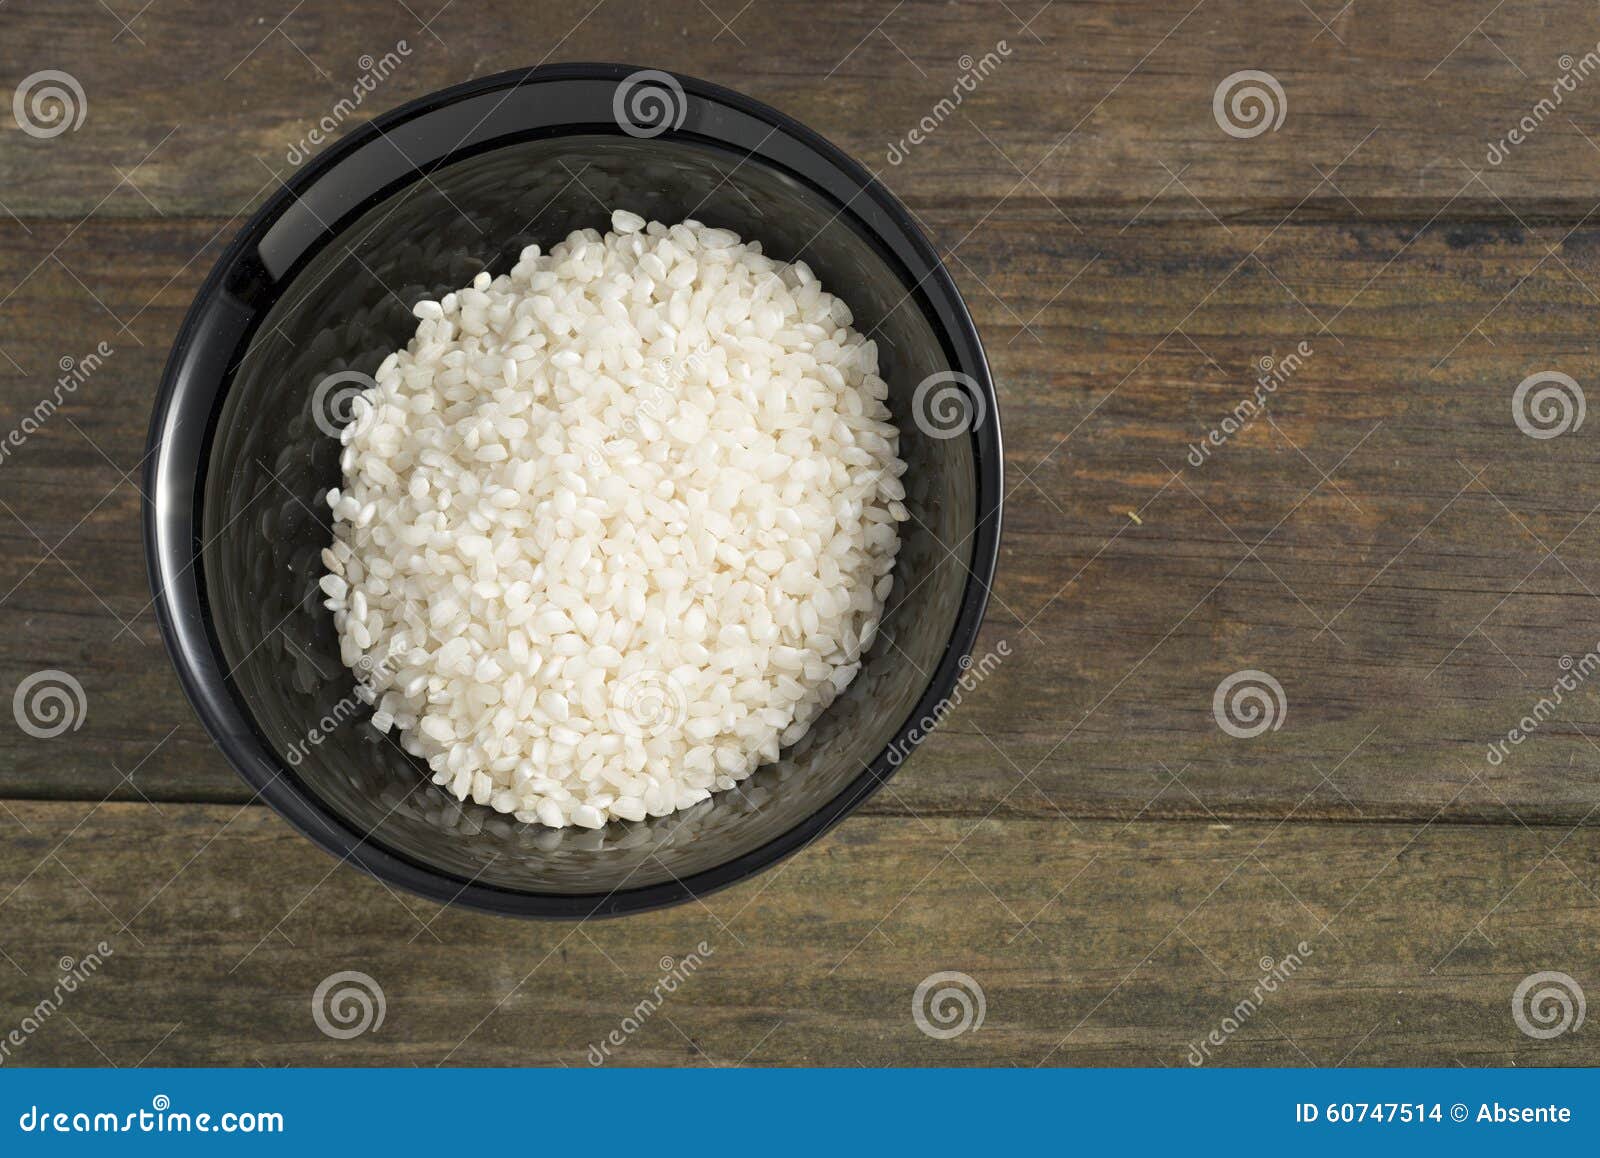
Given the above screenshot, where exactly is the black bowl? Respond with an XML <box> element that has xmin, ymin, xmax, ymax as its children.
<box><xmin>144</xmin><ymin>64</ymin><xmax>1001</xmax><ymax>917</ymax></box>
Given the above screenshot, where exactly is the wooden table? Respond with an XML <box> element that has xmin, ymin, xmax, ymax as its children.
<box><xmin>2</xmin><ymin>0</ymin><xmax>1599</xmax><ymax>1066</ymax></box>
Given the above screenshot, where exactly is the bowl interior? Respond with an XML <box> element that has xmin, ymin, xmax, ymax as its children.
<box><xmin>198</xmin><ymin>132</ymin><xmax>976</xmax><ymax>900</ymax></box>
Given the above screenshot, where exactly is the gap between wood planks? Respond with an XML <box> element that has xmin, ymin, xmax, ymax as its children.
<box><xmin>9</xmin><ymin>198</ymin><xmax>1600</xmax><ymax>227</ymax></box>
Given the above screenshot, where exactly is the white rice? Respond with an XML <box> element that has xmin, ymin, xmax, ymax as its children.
<box><xmin>319</xmin><ymin>211</ymin><xmax>907</xmax><ymax>828</ymax></box>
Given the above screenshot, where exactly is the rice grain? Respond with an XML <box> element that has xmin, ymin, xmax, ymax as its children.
<box><xmin>322</xmin><ymin>213</ymin><xmax>907</xmax><ymax>827</ymax></box>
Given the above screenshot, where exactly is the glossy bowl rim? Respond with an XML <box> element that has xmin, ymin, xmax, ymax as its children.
<box><xmin>143</xmin><ymin>62</ymin><xmax>1003</xmax><ymax>918</ymax></box>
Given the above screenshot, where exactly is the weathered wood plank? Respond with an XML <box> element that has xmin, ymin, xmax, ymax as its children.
<box><xmin>0</xmin><ymin>802</ymin><xmax>1593</xmax><ymax>1066</ymax></box>
<box><xmin>2</xmin><ymin>0</ymin><xmax>1597</xmax><ymax>1076</ymax></box>
<box><xmin>5</xmin><ymin>213</ymin><xmax>1600</xmax><ymax>824</ymax></box>
<box><xmin>5</xmin><ymin>0</ymin><xmax>1600</xmax><ymax>219</ymax></box>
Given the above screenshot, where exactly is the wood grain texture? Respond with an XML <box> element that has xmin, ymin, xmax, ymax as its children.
<box><xmin>5</xmin><ymin>215</ymin><xmax>1600</xmax><ymax>827</ymax></box>
<box><xmin>3</xmin><ymin>0</ymin><xmax>1600</xmax><ymax>1071</ymax></box>
<box><xmin>6</xmin><ymin>0</ymin><xmax>1600</xmax><ymax>219</ymax></box>
<box><xmin>0</xmin><ymin>802</ymin><xmax>1596</xmax><ymax>1067</ymax></box>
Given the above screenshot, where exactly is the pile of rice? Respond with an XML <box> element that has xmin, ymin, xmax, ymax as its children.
<box><xmin>318</xmin><ymin>211</ymin><xmax>907</xmax><ymax>828</ymax></box>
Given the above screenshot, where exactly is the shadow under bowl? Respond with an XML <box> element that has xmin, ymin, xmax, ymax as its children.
<box><xmin>144</xmin><ymin>64</ymin><xmax>1002</xmax><ymax>917</ymax></box>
